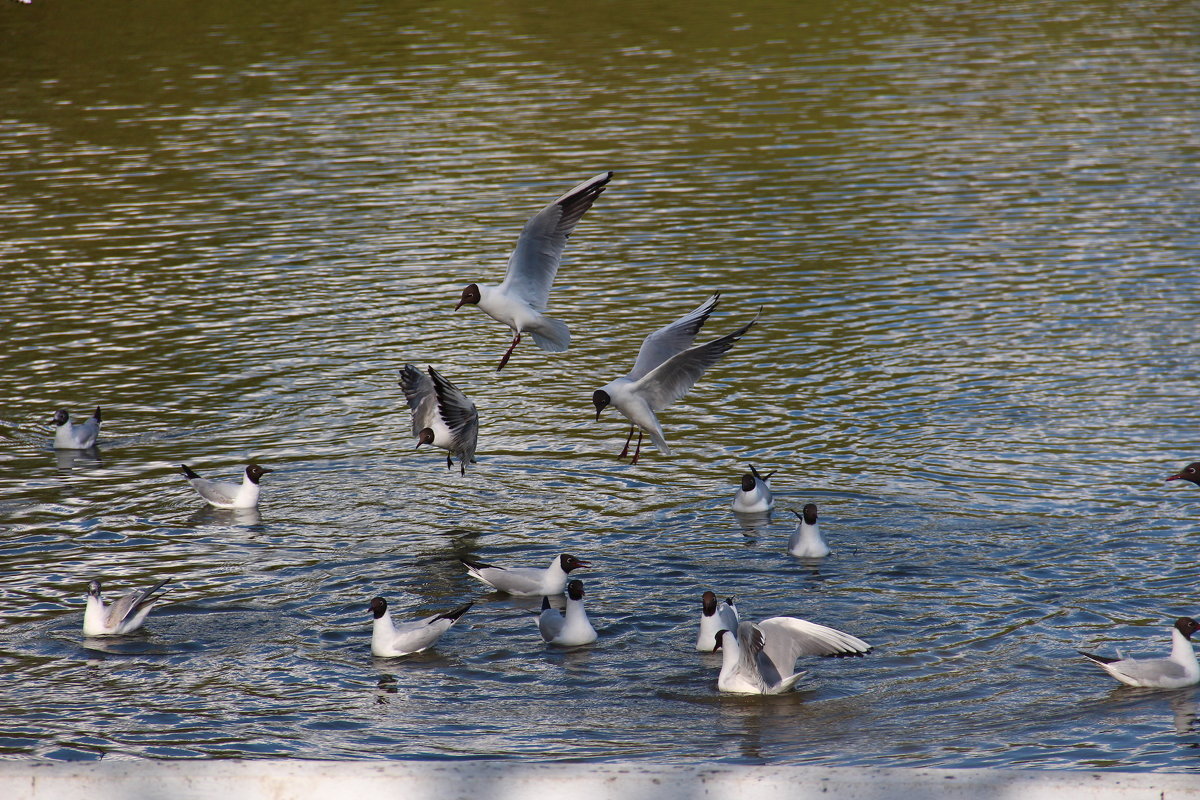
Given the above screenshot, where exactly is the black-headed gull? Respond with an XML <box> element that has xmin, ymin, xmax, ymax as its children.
<box><xmin>1167</xmin><ymin>463</ymin><xmax>1200</xmax><ymax>488</ymax></box>
<box><xmin>714</xmin><ymin>616</ymin><xmax>872</xmax><ymax>694</ymax></box>
<box><xmin>181</xmin><ymin>463</ymin><xmax>272</xmax><ymax>509</ymax></box>
<box><xmin>456</xmin><ymin>171</ymin><xmax>613</xmax><ymax>371</ymax></box>
<box><xmin>1079</xmin><ymin>617</ymin><xmax>1200</xmax><ymax>689</ymax></box>
<box><xmin>696</xmin><ymin>591</ymin><xmax>739</xmax><ymax>652</ymax></box>
<box><xmin>83</xmin><ymin>579</ymin><xmax>169</xmax><ymax>636</ymax></box>
<box><xmin>369</xmin><ymin>597</ymin><xmax>472</xmax><ymax>658</ymax></box>
<box><xmin>592</xmin><ymin>294</ymin><xmax>760</xmax><ymax>464</ymax></box>
<box><xmin>537</xmin><ymin>579</ymin><xmax>597</xmax><ymax>646</ymax></box>
<box><xmin>732</xmin><ymin>464</ymin><xmax>774</xmax><ymax>513</ymax></box>
<box><xmin>52</xmin><ymin>406</ymin><xmax>101</xmax><ymax>449</ymax></box>
<box><xmin>788</xmin><ymin>504</ymin><xmax>830</xmax><ymax>558</ymax></box>
<box><xmin>460</xmin><ymin>553</ymin><xmax>590</xmax><ymax>596</ymax></box>
<box><xmin>398</xmin><ymin>364</ymin><xmax>479</xmax><ymax>476</ymax></box>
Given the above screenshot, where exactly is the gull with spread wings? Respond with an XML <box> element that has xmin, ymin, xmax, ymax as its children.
<box><xmin>456</xmin><ymin>172</ymin><xmax>613</xmax><ymax>370</ymax></box>
<box><xmin>592</xmin><ymin>293</ymin><xmax>759</xmax><ymax>464</ymax></box>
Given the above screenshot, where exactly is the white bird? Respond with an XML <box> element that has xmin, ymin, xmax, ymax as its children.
<box><xmin>592</xmin><ymin>294</ymin><xmax>760</xmax><ymax>464</ymax></box>
<box><xmin>732</xmin><ymin>464</ymin><xmax>774</xmax><ymax>513</ymax></box>
<box><xmin>52</xmin><ymin>406</ymin><xmax>101</xmax><ymax>449</ymax></box>
<box><xmin>398</xmin><ymin>364</ymin><xmax>479</xmax><ymax>476</ymax></box>
<box><xmin>537</xmin><ymin>579</ymin><xmax>598</xmax><ymax>646</ymax></box>
<box><xmin>788</xmin><ymin>503</ymin><xmax>830</xmax><ymax>558</ymax></box>
<box><xmin>460</xmin><ymin>553</ymin><xmax>590</xmax><ymax>597</ymax></box>
<box><xmin>369</xmin><ymin>597</ymin><xmax>472</xmax><ymax>658</ymax></box>
<box><xmin>181</xmin><ymin>463</ymin><xmax>272</xmax><ymax>509</ymax></box>
<box><xmin>714</xmin><ymin>617</ymin><xmax>872</xmax><ymax>695</ymax></box>
<box><xmin>697</xmin><ymin>590</ymin><xmax>739</xmax><ymax>652</ymax></box>
<box><xmin>83</xmin><ymin>579</ymin><xmax>169</xmax><ymax>636</ymax></box>
<box><xmin>456</xmin><ymin>171</ymin><xmax>613</xmax><ymax>371</ymax></box>
<box><xmin>1079</xmin><ymin>617</ymin><xmax>1200</xmax><ymax>689</ymax></box>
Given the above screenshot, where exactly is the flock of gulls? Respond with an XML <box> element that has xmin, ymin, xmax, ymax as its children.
<box><xmin>50</xmin><ymin>171</ymin><xmax>1200</xmax><ymax>694</ymax></box>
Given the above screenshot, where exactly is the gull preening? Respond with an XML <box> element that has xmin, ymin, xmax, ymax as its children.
<box><xmin>83</xmin><ymin>578</ymin><xmax>169</xmax><ymax>636</ymax></box>
<box><xmin>369</xmin><ymin>597</ymin><xmax>473</xmax><ymax>658</ymax></box>
<box><xmin>714</xmin><ymin>616</ymin><xmax>872</xmax><ymax>694</ymax></box>
<box><xmin>1079</xmin><ymin>617</ymin><xmax>1200</xmax><ymax>689</ymax></box>
<box><xmin>592</xmin><ymin>293</ymin><xmax>760</xmax><ymax>464</ymax></box>
<box><xmin>732</xmin><ymin>464</ymin><xmax>774</xmax><ymax>513</ymax></box>
<box><xmin>455</xmin><ymin>171</ymin><xmax>613</xmax><ymax>371</ymax></box>
<box><xmin>460</xmin><ymin>553</ymin><xmax>590</xmax><ymax>597</ymax></box>
<box><xmin>181</xmin><ymin>463</ymin><xmax>272</xmax><ymax>509</ymax></box>
<box><xmin>1167</xmin><ymin>463</ymin><xmax>1200</xmax><ymax>488</ymax></box>
<box><xmin>537</xmin><ymin>579</ymin><xmax>598</xmax><ymax>646</ymax></box>
<box><xmin>788</xmin><ymin>504</ymin><xmax>830</xmax><ymax>558</ymax></box>
<box><xmin>52</xmin><ymin>406</ymin><xmax>101</xmax><ymax>449</ymax></box>
<box><xmin>696</xmin><ymin>591</ymin><xmax>739</xmax><ymax>652</ymax></box>
<box><xmin>398</xmin><ymin>364</ymin><xmax>479</xmax><ymax>476</ymax></box>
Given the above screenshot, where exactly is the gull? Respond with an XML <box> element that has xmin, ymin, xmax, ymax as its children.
<box><xmin>592</xmin><ymin>293</ymin><xmax>760</xmax><ymax>464</ymax></box>
<box><xmin>788</xmin><ymin>504</ymin><xmax>830</xmax><ymax>558</ymax></box>
<box><xmin>460</xmin><ymin>553</ymin><xmax>590</xmax><ymax>597</ymax></box>
<box><xmin>456</xmin><ymin>171</ymin><xmax>613</xmax><ymax>371</ymax></box>
<box><xmin>696</xmin><ymin>591</ymin><xmax>739</xmax><ymax>652</ymax></box>
<box><xmin>732</xmin><ymin>464</ymin><xmax>774</xmax><ymax>513</ymax></box>
<box><xmin>1079</xmin><ymin>617</ymin><xmax>1200</xmax><ymax>689</ymax></box>
<box><xmin>83</xmin><ymin>579</ymin><xmax>169</xmax><ymax>636</ymax></box>
<box><xmin>714</xmin><ymin>617</ymin><xmax>872</xmax><ymax>694</ymax></box>
<box><xmin>398</xmin><ymin>364</ymin><xmax>479</xmax><ymax>475</ymax></box>
<box><xmin>369</xmin><ymin>597</ymin><xmax>473</xmax><ymax>658</ymax></box>
<box><xmin>52</xmin><ymin>406</ymin><xmax>101</xmax><ymax>449</ymax></box>
<box><xmin>537</xmin><ymin>579</ymin><xmax>597</xmax><ymax>646</ymax></box>
<box><xmin>181</xmin><ymin>463</ymin><xmax>272</xmax><ymax>509</ymax></box>
<box><xmin>1167</xmin><ymin>463</ymin><xmax>1200</xmax><ymax>488</ymax></box>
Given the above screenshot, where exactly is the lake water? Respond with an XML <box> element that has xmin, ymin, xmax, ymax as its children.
<box><xmin>3</xmin><ymin>0</ymin><xmax>1200</xmax><ymax>772</ymax></box>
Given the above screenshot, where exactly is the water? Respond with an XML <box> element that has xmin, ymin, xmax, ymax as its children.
<box><xmin>3</xmin><ymin>0</ymin><xmax>1200</xmax><ymax>770</ymax></box>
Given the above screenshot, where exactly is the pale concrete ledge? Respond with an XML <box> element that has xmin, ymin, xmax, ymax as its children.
<box><xmin>2</xmin><ymin>759</ymin><xmax>1200</xmax><ymax>800</ymax></box>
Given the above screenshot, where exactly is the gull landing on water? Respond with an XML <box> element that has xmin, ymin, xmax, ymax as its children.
<box><xmin>181</xmin><ymin>463</ymin><xmax>272</xmax><ymax>509</ymax></box>
<box><xmin>455</xmin><ymin>171</ymin><xmax>613</xmax><ymax>371</ymax></box>
<box><xmin>732</xmin><ymin>464</ymin><xmax>774</xmax><ymax>513</ymax></box>
<box><xmin>714</xmin><ymin>617</ymin><xmax>872</xmax><ymax>695</ymax></box>
<box><xmin>460</xmin><ymin>553</ymin><xmax>590</xmax><ymax>597</ymax></box>
<box><xmin>1079</xmin><ymin>617</ymin><xmax>1200</xmax><ymax>689</ymax></box>
<box><xmin>592</xmin><ymin>293</ymin><xmax>760</xmax><ymax>464</ymax></box>
<box><xmin>537</xmin><ymin>579</ymin><xmax>598</xmax><ymax>646</ymax></box>
<box><xmin>52</xmin><ymin>406</ymin><xmax>101</xmax><ymax>449</ymax></box>
<box><xmin>398</xmin><ymin>364</ymin><xmax>479</xmax><ymax>476</ymax></box>
<box><xmin>369</xmin><ymin>597</ymin><xmax>472</xmax><ymax>658</ymax></box>
<box><xmin>83</xmin><ymin>579</ymin><xmax>169</xmax><ymax>636</ymax></box>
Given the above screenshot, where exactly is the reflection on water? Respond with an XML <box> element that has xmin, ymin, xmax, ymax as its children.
<box><xmin>1</xmin><ymin>0</ymin><xmax>1200</xmax><ymax>772</ymax></box>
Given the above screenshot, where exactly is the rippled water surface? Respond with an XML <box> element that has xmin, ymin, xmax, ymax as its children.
<box><xmin>3</xmin><ymin>0</ymin><xmax>1200</xmax><ymax>771</ymax></box>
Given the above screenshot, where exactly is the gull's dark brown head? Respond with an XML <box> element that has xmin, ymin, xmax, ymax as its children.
<box><xmin>591</xmin><ymin>390</ymin><xmax>611</xmax><ymax>421</ymax></box>
<box><xmin>560</xmin><ymin>554</ymin><xmax>590</xmax><ymax>573</ymax></box>
<box><xmin>1167</xmin><ymin>463</ymin><xmax>1200</xmax><ymax>486</ymax></box>
<box><xmin>456</xmin><ymin>283</ymin><xmax>481</xmax><ymax>310</ymax></box>
<box><xmin>369</xmin><ymin>597</ymin><xmax>388</xmax><ymax>619</ymax></box>
<box><xmin>245</xmin><ymin>464</ymin><xmax>273</xmax><ymax>484</ymax></box>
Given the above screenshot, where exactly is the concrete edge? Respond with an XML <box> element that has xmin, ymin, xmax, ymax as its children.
<box><xmin>2</xmin><ymin>760</ymin><xmax>1200</xmax><ymax>800</ymax></box>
